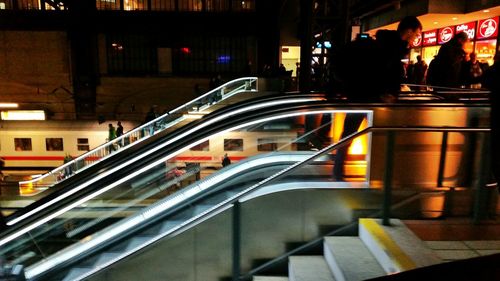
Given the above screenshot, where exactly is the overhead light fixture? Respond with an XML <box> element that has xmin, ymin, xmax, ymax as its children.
<box><xmin>433</xmin><ymin>21</ymin><xmax>438</xmax><ymax>25</ymax></box>
<box><xmin>483</xmin><ymin>9</ymin><xmax>490</xmax><ymax>13</ymax></box>
<box><xmin>0</xmin><ymin>103</ymin><xmax>19</xmax><ymax>108</ymax></box>
<box><xmin>452</xmin><ymin>17</ymin><xmax>458</xmax><ymax>21</ymax></box>
<box><xmin>1</xmin><ymin>110</ymin><xmax>46</xmax><ymax>120</ymax></box>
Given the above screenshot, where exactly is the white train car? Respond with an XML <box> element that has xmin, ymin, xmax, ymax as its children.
<box><xmin>0</xmin><ymin>120</ymin><xmax>137</xmax><ymax>169</ymax></box>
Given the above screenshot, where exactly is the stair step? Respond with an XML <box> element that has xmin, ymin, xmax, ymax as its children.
<box><xmin>358</xmin><ymin>218</ymin><xmax>441</xmax><ymax>274</ymax></box>
<box><xmin>95</xmin><ymin>252</ymin><xmax>122</xmax><ymax>267</ymax></box>
<box><xmin>289</xmin><ymin>256</ymin><xmax>335</xmax><ymax>281</ymax></box>
<box><xmin>254</xmin><ymin>276</ymin><xmax>289</xmax><ymax>281</ymax></box>
<box><xmin>193</xmin><ymin>204</ymin><xmax>215</xmax><ymax>216</ymax></box>
<box><xmin>160</xmin><ymin>220</ymin><xmax>184</xmax><ymax>233</ymax></box>
<box><xmin>323</xmin><ymin>236</ymin><xmax>385</xmax><ymax>281</ymax></box>
<box><xmin>62</xmin><ymin>267</ymin><xmax>93</xmax><ymax>281</ymax></box>
<box><xmin>126</xmin><ymin>236</ymin><xmax>154</xmax><ymax>252</ymax></box>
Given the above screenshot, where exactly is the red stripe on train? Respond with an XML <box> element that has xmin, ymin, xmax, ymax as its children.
<box><xmin>3</xmin><ymin>156</ymin><xmax>65</xmax><ymax>161</ymax></box>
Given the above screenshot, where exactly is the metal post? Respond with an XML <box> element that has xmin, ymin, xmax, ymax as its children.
<box><xmin>473</xmin><ymin>134</ymin><xmax>491</xmax><ymax>224</ymax></box>
<box><xmin>232</xmin><ymin>201</ymin><xmax>241</xmax><ymax>281</ymax></box>
<box><xmin>437</xmin><ymin>131</ymin><xmax>448</xmax><ymax>187</ymax></box>
<box><xmin>382</xmin><ymin>131</ymin><xmax>395</xmax><ymax>226</ymax></box>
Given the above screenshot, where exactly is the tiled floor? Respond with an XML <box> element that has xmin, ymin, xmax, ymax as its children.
<box><xmin>404</xmin><ymin>218</ymin><xmax>500</xmax><ymax>262</ymax></box>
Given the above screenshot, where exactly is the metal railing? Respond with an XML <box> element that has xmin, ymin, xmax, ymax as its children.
<box><xmin>19</xmin><ymin>77</ymin><xmax>258</xmax><ymax>193</ymax></box>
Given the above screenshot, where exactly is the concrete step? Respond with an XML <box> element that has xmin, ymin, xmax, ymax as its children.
<box><xmin>288</xmin><ymin>256</ymin><xmax>335</xmax><ymax>281</ymax></box>
<box><xmin>323</xmin><ymin>236</ymin><xmax>385</xmax><ymax>281</ymax></box>
<box><xmin>359</xmin><ymin>218</ymin><xmax>441</xmax><ymax>274</ymax></box>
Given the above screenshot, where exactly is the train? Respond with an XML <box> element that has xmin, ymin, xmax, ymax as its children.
<box><xmin>0</xmin><ymin>116</ymin><xmax>370</xmax><ymax>181</ymax></box>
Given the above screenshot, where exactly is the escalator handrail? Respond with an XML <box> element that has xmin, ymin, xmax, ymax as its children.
<box><xmin>18</xmin><ymin>77</ymin><xmax>258</xmax><ymax>189</ymax></box>
<box><xmin>24</xmin><ymin>125</ymin><xmax>491</xmax><ymax>280</ymax></box>
<box><xmin>1</xmin><ymin>95</ymin><xmax>324</xmax><ymax>237</ymax></box>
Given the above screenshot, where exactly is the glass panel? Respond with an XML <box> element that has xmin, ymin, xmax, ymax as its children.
<box><xmin>19</xmin><ymin>77</ymin><xmax>258</xmax><ymax>197</ymax></box>
<box><xmin>96</xmin><ymin>0</ymin><xmax>121</xmax><ymax>10</ymax></box>
<box><xmin>124</xmin><ymin>0</ymin><xmax>146</xmax><ymax>10</ymax></box>
<box><xmin>14</xmin><ymin>138</ymin><xmax>32</xmax><ymax>151</ymax></box>
<box><xmin>178</xmin><ymin>0</ymin><xmax>202</xmax><ymax>11</ymax></box>
<box><xmin>2</xmin><ymin>110</ymin><xmax>369</xmax><ymax>280</ymax></box>
<box><xmin>206</xmin><ymin>0</ymin><xmax>229</xmax><ymax>11</ymax></box>
<box><xmin>17</xmin><ymin>0</ymin><xmax>39</xmax><ymax>9</ymax></box>
<box><xmin>151</xmin><ymin>0</ymin><xmax>175</xmax><ymax>10</ymax></box>
<box><xmin>190</xmin><ymin>140</ymin><xmax>210</xmax><ymax>151</ymax></box>
<box><xmin>231</xmin><ymin>0</ymin><xmax>254</xmax><ymax>11</ymax></box>
<box><xmin>45</xmin><ymin>138</ymin><xmax>63</xmax><ymax>151</ymax></box>
<box><xmin>224</xmin><ymin>139</ymin><xmax>243</xmax><ymax>151</ymax></box>
<box><xmin>0</xmin><ymin>0</ymin><xmax>13</xmax><ymax>9</ymax></box>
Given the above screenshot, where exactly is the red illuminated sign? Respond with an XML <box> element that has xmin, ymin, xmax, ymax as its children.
<box><xmin>455</xmin><ymin>21</ymin><xmax>476</xmax><ymax>40</ymax></box>
<box><xmin>438</xmin><ymin>26</ymin><xmax>454</xmax><ymax>44</ymax></box>
<box><xmin>477</xmin><ymin>17</ymin><xmax>499</xmax><ymax>39</ymax></box>
<box><xmin>411</xmin><ymin>33</ymin><xmax>422</xmax><ymax>47</ymax></box>
<box><xmin>422</xmin><ymin>30</ymin><xmax>437</xmax><ymax>46</ymax></box>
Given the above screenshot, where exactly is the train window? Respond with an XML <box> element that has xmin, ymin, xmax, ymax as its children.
<box><xmin>46</xmin><ymin>138</ymin><xmax>64</xmax><ymax>151</ymax></box>
<box><xmin>77</xmin><ymin>138</ymin><xmax>90</xmax><ymax>151</ymax></box>
<box><xmin>224</xmin><ymin>139</ymin><xmax>243</xmax><ymax>151</ymax></box>
<box><xmin>257</xmin><ymin>139</ymin><xmax>278</xmax><ymax>151</ymax></box>
<box><xmin>14</xmin><ymin>138</ymin><xmax>32</xmax><ymax>151</ymax></box>
<box><xmin>190</xmin><ymin>140</ymin><xmax>209</xmax><ymax>151</ymax></box>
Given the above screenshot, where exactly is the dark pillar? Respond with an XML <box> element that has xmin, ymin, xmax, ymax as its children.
<box><xmin>299</xmin><ymin>0</ymin><xmax>312</xmax><ymax>94</ymax></box>
<box><xmin>68</xmin><ymin>1</ymin><xmax>99</xmax><ymax>119</ymax></box>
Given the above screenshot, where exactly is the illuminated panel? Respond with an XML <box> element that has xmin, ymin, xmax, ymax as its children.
<box><xmin>477</xmin><ymin>17</ymin><xmax>499</xmax><ymax>39</ymax></box>
<box><xmin>455</xmin><ymin>21</ymin><xmax>476</xmax><ymax>40</ymax></box>
<box><xmin>0</xmin><ymin>110</ymin><xmax>45</xmax><ymax>120</ymax></box>
<box><xmin>438</xmin><ymin>26</ymin><xmax>454</xmax><ymax>44</ymax></box>
<box><xmin>0</xmin><ymin>103</ymin><xmax>19</xmax><ymax>108</ymax></box>
<box><xmin>411</xmin><ymin>33</ymin><xmax>422</xmax><ymax>47</ymax></box>
<box><xmin>422</xmin><ymin>30</ymin><xmax>437</xmax><ymax>46</ymax></box>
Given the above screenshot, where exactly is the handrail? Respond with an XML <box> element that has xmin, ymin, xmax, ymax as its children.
<box><xmin>21</xmin><ymin>125</ymin><xmax>492</xmax><ymax>280</ymax></box>
<box><xmin>18</xmin><ymin>77</ymin><xmax>258</xmax><ymax>192</ymax></box>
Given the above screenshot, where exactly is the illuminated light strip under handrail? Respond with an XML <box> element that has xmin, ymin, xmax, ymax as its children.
<box><xmin>19</xmin><ymin>77</ymin><xmax>258</xmax><ymax>188</ymax></box>
<box><xmin>23</xmin><ymin>110</ymin><xmax>361</xmax><ymax>279</ymax></box>
<box><xmin>24</xmin><ymin>125</ymin><xmax>491</xmax><ymax>280</ymax></box>
<box><xmin>3</xmin><ymin>97</ymin><xmax>322</xmax><ymax>233</ymax></box>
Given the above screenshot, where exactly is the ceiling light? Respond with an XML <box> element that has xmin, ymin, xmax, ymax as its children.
<box><xmin>433</xmin><ymin>21</ymin><xmax>438</xmax><ymax>25</ymax></box>
<box><xmin>0</xmin><ymin>103</ymin><xmax>19</xmax><ymax>108</ymax></box>
<box><xmin>1</xmin><ymin>110</ymin><xmax>45</xmax><ymax>120</ymax></box>
<box><xmin>483</xmin><ymin>9</ymin><xmax>490</xmax><ymax>13</ymax></box>
<box><xmin>452</xmin><ymin>17</ymin><xmax>458</xmax><ymax>20</ymax></box>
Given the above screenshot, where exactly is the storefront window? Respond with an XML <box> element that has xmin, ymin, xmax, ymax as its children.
<box><xmin>0</xmin><ymin>1</ymin><xmax>12</xmax><ymax>9</ymax></box>
<box><xmin>409</xmin><ymin>48</ymin><xmax>422</xmax><ymax>63</ymax></box>
<box><xmin>123</xmin><ymin>0</ymin><xmax>147</xmax><ymax>10</ymax></box>
<box><xmin>464</xmin><ymin>41</ymin><xmax>474</xmax><ymax>55</ymax></box>
<box><xmin>178</xmin><ymin>0</ymin><xmax>202</xmax><ymax>11</ymax></box>
<box><xmin>151</xmin><ymin>0</ymin><xmax>175</xmax><ymax>11</ymax></box>
<box><xmin>475</xmin><ymin>39</ymin><xmax>497</xmax><ymax>66</ymax></box>
<box><xmin>422</xmin><ymin>46</ymin><xmax>440</xmax><ymax>65</ymax></box>
<box><xmin>232</xmin><ymin>0</ymin><xmax>254</xmax><ymax>11</ymax></box>
<box><xmin>17</xmin><ymin>0</ymin><xmax>39</xmax><ymax>9</ymax></box>
<box><xmin>97</xmin><ymin>0</ymin><xmax>121</xmax><ymax>10</ymax></box>
<box><xmin>206</xmin><ymin>0</ymin><xmax>229</xmax><ymax>11</ymax></box>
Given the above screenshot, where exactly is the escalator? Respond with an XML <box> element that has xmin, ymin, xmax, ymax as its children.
<box><xmin>3</xmin><ymin>78</ymin><xmax>325</xmax><ymax>230</ymax></box>
<box><xmin>0</xmin><ymin>94</ymin><xmax>351</xmax><ymax>280</ymax></box>
<box><xmin>1</xmin><ymin>88</ymin><xmax>490</xmax><ymax>280</ymax></box>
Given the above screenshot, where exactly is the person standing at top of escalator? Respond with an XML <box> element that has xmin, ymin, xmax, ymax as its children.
<box><xmin>333</xmin><ymin>16</ymin><xmax>422</xmax><ymax>181</ymax></box>
<box><xmin>427</xmin><ymin>31</ymin><xmax>468</xmax><ymax>88</ymax></box>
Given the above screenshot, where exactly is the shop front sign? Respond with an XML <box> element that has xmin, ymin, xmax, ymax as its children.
<box><xmin>455</xmin><ymin>21</ymin><xmax>476</xmax><ymax>40</ymax></box>
<box><xmin>411</xmin><ymin>33</ymin><xmax>422</xmax><ymax>47</ymax></box>
<box><xmin>422</xmin><ymin>30</ymin><xmax>437</xmax><ymax>46</ymax></box>
<box><xmin>477</xmin><ymin>17</ymin><xmax>499</xmax><ymax>39</ymax></box>
<box><xmin>438</xmin><ymin>26</ymin><xmax>454</xmax><ymax>44</ymax></box>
